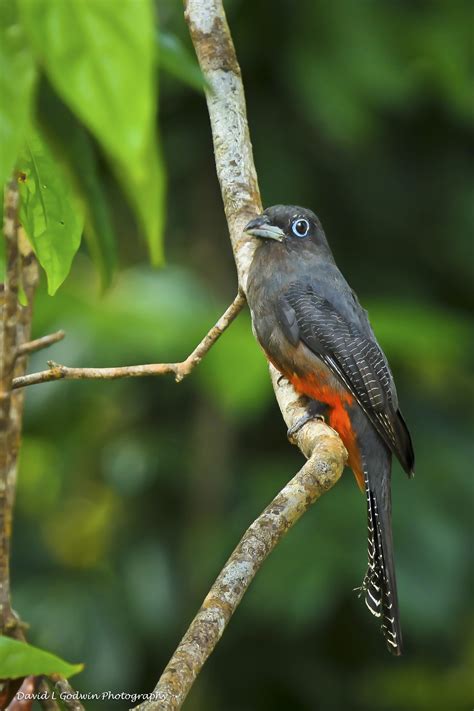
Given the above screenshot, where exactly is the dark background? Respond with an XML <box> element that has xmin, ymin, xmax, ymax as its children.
<box><xmin>15</xmin><ymin>1</ymin><xmax>473</xmax><ymax>709</ymax></box>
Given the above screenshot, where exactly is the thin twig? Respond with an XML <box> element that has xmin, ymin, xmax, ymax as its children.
<box><xmin>15</xmin><ymin>330</ymin><xmax>65</xmax><ymax>358</ymax></box>
<box><xmin>175</xmin><ymin>291</ymin><xmax>245</xmax><ymax>380</ymax></box>
<box><xmin>6</xmin><ymin>674</ymin><xmax>61</xmax><ymax>711</ymax></box>
<box><xmin>5</xmin><ymin>675</ymin><xmax>36</xmax><ymax>710</ymax></box>
<box><xmin>50</xmin><ymin>677</ymin><xmax>85</xmax><ymax>711</ymax></box>
<box><xmin>12</xmin><ymin>293</ymin><xmax>245</xmax><ymax>390</ymax></box>
<box><xmin>37</xmin><ymin>679</ymin><xmax>61</xmax><ymax>711</ymax></box>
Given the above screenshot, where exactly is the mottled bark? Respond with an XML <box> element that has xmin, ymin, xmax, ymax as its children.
<box><xmin>16</xmin><ymin>330</ymin><xmax>64</xmax><ymax>358</ymax></box>
<box><xmin>1</xmin><ymin>185</ymin><xmax>84</xmax><ymax>710</ymax></box>
<box><xmin>130</xmin><ymin>2</ymin><xmax>347</xmax><ymax>710</ymax></box>
<box><xmin>134</xmin><ymin>425</ymin><xmax>344</xmax><ymax>711</ymax></box>
<box><xmin>0</xmin><ymin>181</ymin><xmax>22</xmax><ymax>631</ymax></box>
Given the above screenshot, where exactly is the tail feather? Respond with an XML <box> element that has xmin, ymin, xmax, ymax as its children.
<box><xmin>394</xmin><ymin>408</ymin><xmax>415</xmax><ymax>477</ymax></box>
<box><xmin>361</xmin><ymin>465</ymin><xmax>403</xmax><ymax>655</ymax></box>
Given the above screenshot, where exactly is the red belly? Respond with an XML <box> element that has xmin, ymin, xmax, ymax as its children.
<box><xmin>288</xmin><ymin>371</ymin><xmax>365</xmax><ymax>491</ymax></box>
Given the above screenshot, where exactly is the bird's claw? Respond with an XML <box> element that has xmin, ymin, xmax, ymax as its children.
<box><xmin>287</xmin><ymin>412</ymin><xmax>325</xmax><ymax>443</ymax></box>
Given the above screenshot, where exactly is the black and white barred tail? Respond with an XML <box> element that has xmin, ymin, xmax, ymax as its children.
<box><xmin>361</xmin><ymin>465</ymin><xmax>403</xmax><ymax>655</ymax></box>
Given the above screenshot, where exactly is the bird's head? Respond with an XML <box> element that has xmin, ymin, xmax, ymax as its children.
<box><xmin>244</xmin><ymin>205</ymin><xmax>327</xmax><ymax>250</ymax></box>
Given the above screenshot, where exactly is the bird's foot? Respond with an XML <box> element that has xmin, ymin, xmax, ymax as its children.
<box><xmin>287</xmin><ymin>412</ymin><xmax>326</xmax><ymax>443</ymax></box>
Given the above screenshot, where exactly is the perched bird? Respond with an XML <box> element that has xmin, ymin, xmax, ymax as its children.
<box><xmin>245</xmin><ymin>205</ymin><xmax>414</xmax><ymax>655</ymax></box>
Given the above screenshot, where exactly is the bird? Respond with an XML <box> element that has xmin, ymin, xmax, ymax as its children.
<box><xmin>245</xmin><ymin>205</ymin><xmax>414</xmax><ymax>655</ymax></box>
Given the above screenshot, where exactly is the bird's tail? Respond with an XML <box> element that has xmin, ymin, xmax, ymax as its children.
<box><xmin>361</xmin><ymin>453</ymin><xmax>403</xmax><ymax>655</ymax></box>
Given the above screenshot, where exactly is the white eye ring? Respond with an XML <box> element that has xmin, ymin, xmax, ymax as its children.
<box><xmin>291</xmin><ymin>218</ymin><xmax>310</xmax><ymax>238</ymax></box>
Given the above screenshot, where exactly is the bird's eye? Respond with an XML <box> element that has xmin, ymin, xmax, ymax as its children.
<box><xmin>291</xmin><ymin>218</ymin><xmax>310</xmax><ymax>238</ymax></box>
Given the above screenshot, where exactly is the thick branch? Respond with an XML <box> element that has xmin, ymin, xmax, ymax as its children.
<box><xmin>12</xmin><ymin>293</ymin><xmax>245</xmax><ymax>390</ymax></box>
<box><xmin>134</xmin><ymin>419</ymin><xmax>344</xmax><ymax>711</ymax></box>
<box><xmin>184</xmin><ymin>0</ymin><xmax>261</xmax><ymax>285</ymax></box>
<box><xmin>131</xmin><ymin>1</ymin><xmax>348</xmax><ymax>710</ymax></box>
<box><xmin>181</xmin><ymin>0</ymin><xmax>328</xmax><ymax>444</ymax></box>
<box><xmin>137</xmin><ymin>423</ymin><xmax>345</xmax><ymax>711</ymax></box>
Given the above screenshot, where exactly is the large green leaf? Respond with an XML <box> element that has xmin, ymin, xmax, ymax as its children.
<box><xmin>0</xmin><ymin>0</ymin><xmax>37</xmax><ymax>185</ymax></box>
<box><xmin>19</xmin><ymin>0</ymin><xmax>165</xmax><ymax>264</ymax></box>
<box><xmin>117</xmin><ymin>130</ymin><xmax>166</xmax><ymax>265</ymax></box>
<box><xmin>18</xmin><ymin>133</ymin><xmax>84</xmax><ymax>295</ymax></box>
<box><xmin>0</xmin><ymin>636</ymin><xmax>83</xmax><ymax>679</ymax></box>
<box><xmin>37</xmin><ymin>82</ymin><xmax>117</xmax><ymax>289</ymax></box>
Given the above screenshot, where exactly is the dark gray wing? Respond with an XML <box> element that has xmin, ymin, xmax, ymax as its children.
<box><xmin>281</xmin><ymin>282</ymin><xmax>414</xmax><ymax>474</ymax></box>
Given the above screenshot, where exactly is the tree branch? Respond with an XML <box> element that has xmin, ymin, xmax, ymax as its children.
<box><xmin>0</xmin><ymin>179</ymin><xmax>21</xmax><ymax>631</ymax></box>
<box><xmin>2</xmin><ymin>196</ymin><xmax>84</xmax><ymax>708</ymax></box>
<box><xmin>15</xmin><ymin>330</ymin><xmax>65</xmax><ymax>358</ymax></box>
<box><xmin>12</xmin><ymin>292</ymin><xmax>245</xmax><ymax>390</ymax></box>
<box><xmin>131</xmin><ymin>1</ymin><xmax>347</xmax><ymax>709</ymax></box>
<box><xmin>50</xmin><ymin>677</ymin><xmax>85</xmax><ymax>711</ymax></box>
<box><xmin>135</xmin><ymin>420</ymin><xmax>344</xmax><ymax>711</ymax></box>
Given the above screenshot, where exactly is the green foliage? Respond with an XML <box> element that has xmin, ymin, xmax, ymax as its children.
<box><xmin>18</xmin><ymin>0</ymin><xmax>164</xmax><ymax>265</ymax></box>
<box><xmin>285</xmin><ymin>0</ymin><xmax>473</xmax><ymax>143</ymax></box>
<box><xmin>18</xmin><ymin>133</ymin><xmax>83</xmax><ymax>294</ymax></box>
<box><xmin>36</xmin><ymin>83</ymin><xmax>118</xmax><ymax>289</ymax></box>
<box><xmin>18</xmin><ymin>0</ymin><xmax>155</xmax><ymax>166</ymax></box>
<box><xmin>199</xmin><ymin>314</ymin><xmax>272</xmax><ymax>415</ymax></box>
<box><xmin>158</xmin><ymin>31</ymin><xmax>206</xmax><ymax>91</ymax></box>
<box><xmin>0</xmin><ymin>0</ymin><xmax>37</xmax><ymax>186</ymax></box>
<box><xmin>1</xmin><ymin>2</ymin><xmax>204</xmax><ymax>293</ymax></box>
<box><xmin>368</xmin><ymin>301</ymin><xmax>474</xmax><ymax>396</ymax></box>
<box><xmin>0</xmin><ymin>636</ymin><xmax>82</xmax><ymax>679</ymax></box>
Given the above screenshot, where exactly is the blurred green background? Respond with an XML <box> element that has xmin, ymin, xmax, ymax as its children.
<box><xmin>13</xmin><ymin>0</ymin><xmax>473</xmax><ymax>709</ymax></box>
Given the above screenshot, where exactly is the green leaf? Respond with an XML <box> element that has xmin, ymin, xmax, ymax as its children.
<box><xmin>158</xmin><ymin>32</ymin><xmax>205</xmax><ymax>92</ymax></box>
<box><xmin>18</xmin><ymin>132</ymin><xmax>84</xmax><ymax>295</ymax></box>
<box><xmin>19</xmin><ymin>0</ymin><xmax>165</xmax><ymax>264</ymax></box>
<box><xmin>0</xmin><ymin>0</ymin><xmax>37</xmax><ymax>185</ymax></box>
<box><xmin>0</xmin><ymin>636</ymin><xmax>83</xmax><ymax>679</ymax></box>
<box><xmin>37</xmin><ymin>82</ymin><xmax>117</xmax><ymax>289</ymax></box>
<box><xmin>116</xmin><ymin>130</ymin><xmax>166</xmax><ymax>266</ymax></box>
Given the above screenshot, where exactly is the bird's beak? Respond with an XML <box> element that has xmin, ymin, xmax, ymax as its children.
<box><xmin>244</xmin><ymin>215</ymin><xmax>285</xmax><ymax>242</ymax></box>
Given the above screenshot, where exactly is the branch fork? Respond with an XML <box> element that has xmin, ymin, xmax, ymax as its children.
<box><xmin>12</xmin><ymin>293</ymin><xmax>245</xmax><ymax>390</ymax></box>
<box><xmin>131</xmin><ymin>1</ymin><xmax>347</xmax><ymax>709</ymax></box>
